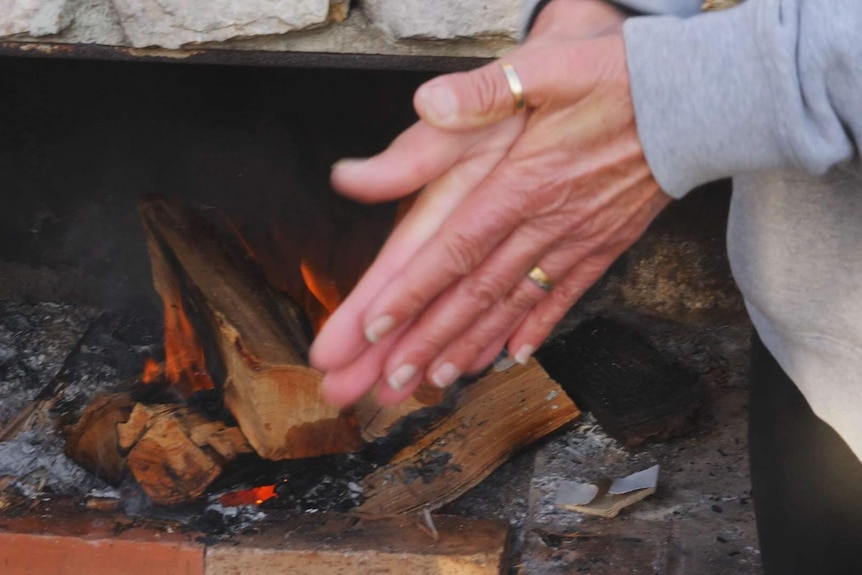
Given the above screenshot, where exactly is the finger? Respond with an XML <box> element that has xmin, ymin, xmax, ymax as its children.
<box><xmin>318</xmin><ymin>323</ymin><xmax>407</xmax><ymax>407</ymax></box>
<box><xmin>374</xmin><ymin>368</ymin><xmax>424</xmax><ymax>407</ymax></box>
<box><xmin>310</xmin><ymin>117</ymin><xmax>525</xmax><ymax>372</ymax></box>
<box><xmin>375</xmin><ymin>219</ymin><xmax>555</xmax><ymax>387</ymax></box>
<box><xmin>467</xmin><ymin>331</ymin><xmax>513</xmax><ymax>374</ymax></box>
<box><xmin>331</xmin><ymin>121</ymin><xmax>476</xmax><ymax>202</ymax></box>
<box><xmin>422</xmin><ymin>250</ymin><xmax>580</xmax><ymax>388</ymax></box>
<box><xmin>507</xmin><ymin>253</ymin><xmax>617</xmax><ymax>364</ymax></box>
<box><xmin>380</xmin><ymin>222</ymin><xmax>583</xmax><ymax>390</ymax></box>
<box><xmin>413</xmin><ymin>37</ymin><xmax>614</xmax><ymax>130</ymax></box>
<box><xmin>505</xmin><ymin>182</ymin><xmax>669</xmax><ymax>361</ymax></box>
<box><xmin>434</xmin><ymin>312</ymin><xmax>526</xmax><ymax>386</ymax></box>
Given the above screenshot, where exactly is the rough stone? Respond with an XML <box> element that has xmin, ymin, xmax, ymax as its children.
<box><xmin>361</xmin><ymin>0</ymin><xmax>520</xmax><ymax>40</ymax></box>
<box><xmin>0</xmin><ymin>0</ymin><xmax>71</xmax><ymax>37</ymax></box>
<box><xmin>110</xmin><ymin>0</ymin><xmax>343</xmax><ymax>49</ymax></box>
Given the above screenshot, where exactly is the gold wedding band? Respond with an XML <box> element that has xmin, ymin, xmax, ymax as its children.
<box><xmin>501</xmin><ymin>63</ymin><xmax>526</xmax><ymax>112</ymax></box>
<box><xmin>527</xmin><ymin>266</ymin><xmax>553</xmax><ymax>292</ymax></box>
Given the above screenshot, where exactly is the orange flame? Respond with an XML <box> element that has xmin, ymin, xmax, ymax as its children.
<box><xmin>218</xmin><ymin>484</ymin><xmax>278</xmax><ymax>507</ymax></box>
<box><xmin>159</xmin><ymin>296</ymin><xmax>215</xmax><ymax>396</ymax></box>
<box><xmin>142</xmin><ymin>358</ymin><xmax>163</xmax><ymax>384</ymax></box>
<box><xmin>300</xmin><ymin>260</ymin><xmax>343</xmax><ymax>332</ymax></box>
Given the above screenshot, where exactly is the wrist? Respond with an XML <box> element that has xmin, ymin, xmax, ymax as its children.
<box><xmin>528</xmin><ymin>0</ymin><xmax>626</xmax><ymax>41</ymax></box>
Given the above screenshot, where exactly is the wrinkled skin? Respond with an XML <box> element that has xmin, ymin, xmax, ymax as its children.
<box><xmin>310</xmin><ymin>0</ymin><xmax>671</xmax><ymax>406</ymax></box>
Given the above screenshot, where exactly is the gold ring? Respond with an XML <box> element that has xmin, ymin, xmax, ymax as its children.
<box><xmin>527</xmin><ymin>266</ymin><xmax>553</xmax><ymax>292</ymax></box>
<box><xmin>501</xmin><ymin>63</ymin><xmax>526</xmax><ymax>112</ymax></box>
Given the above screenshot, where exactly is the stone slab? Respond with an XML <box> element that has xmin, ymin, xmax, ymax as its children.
<box><xmin>362</xmin><ymin>0</ymin><xmax>520</xmax><ymax>40</ymax></box>
<box><xmin>110</xmin><ymin>0</ymin><xmax>337</xmax><ymax>49</ymax></box>
<box><xmin>0</xmin><ymin>0</ymin><xmax>516</xmax><ymax>60</ymax></box>
<box><xmin>0</xmin><ymin>0</ymin><xmax>71</xmax><ymax>37</ymax></box>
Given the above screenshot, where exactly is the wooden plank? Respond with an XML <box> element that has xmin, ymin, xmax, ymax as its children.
<box><xmin>357</xmin><ymin>359</ymin><xmax>580</xmax><ymax>514</ymax></box>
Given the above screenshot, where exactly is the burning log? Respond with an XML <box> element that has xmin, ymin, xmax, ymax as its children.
<box><xmin>139</xmin><ymin>196</ymin><xmax>362</xmax><ymax>460</ymax></box>
<box><xmin>118</xmin><ymin>403</ymin><xmax>254</xmax><ymax>506</ymax></box>
<box><xmin>66</xmin><ymin>394</ymin><xmax>256</xmax><ymax>505</ymax></box>
<box><xmin>357</xmin><ymin>359</ymin><xmax>580</xmax><ymax>514</ymax></box>
<box><xmin>64</xmin><ymin>392</ymin><xmax>136</xmax><ymax>485</ymax></box>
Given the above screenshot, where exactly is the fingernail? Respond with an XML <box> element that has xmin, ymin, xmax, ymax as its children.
<box><xmin>493</xmin><ymin>356</ymin><xmax>517</xmax><ymax>372</ymax></box>
<box><xmin>387</xmin><ymin>363</ymin><xmax>417</xmax><ymax>391</ymax></box>
<box><xmin>332</xmin><ymin>157</ymin><xmax>366</xmax><ymax>172</ymax></box>
<box><xmin>418</xmin><ymin>83</ymin><xmax>457</xmax><ymax>125</ymax></box>
<box><xmin>364</xmin><ymin>315</ymin><xmax>395</xmax><ymax>344</ymax></box>
<box><xmin>431</xmin><ymin>362</ymin><xmax>460</xmax><ymax>388</ymax></box>
<box><xmin>514</xmin><ymin>344</ymin><xmax>535</xmax><ymax>365</ymax></box>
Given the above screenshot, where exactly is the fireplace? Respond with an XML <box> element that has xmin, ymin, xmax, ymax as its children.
<box><xmin>0</xmin><ymin>43</ymin><xmax>761</xmax><ymax>575</ymax></box>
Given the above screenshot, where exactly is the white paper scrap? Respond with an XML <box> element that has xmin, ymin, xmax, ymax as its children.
<box><xmin>555</xmin><ymin>480</ymin><xmax>600</xmax><ymax>506</ymax></box>
<box><xmin>608</xmin><ymin>465</ymin><xmax>660</xmax><ymax>495</ymax></box>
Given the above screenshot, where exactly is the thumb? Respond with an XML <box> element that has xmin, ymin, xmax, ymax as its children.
<box><xmin>414</xmin><ymin>36</ymin><xmax>620</xmax><ymax>130</ymax></box>
<box><xmin>413</xmin><ymin>62</ymin><xmax>525</xmax><ymax>130</ymax></box>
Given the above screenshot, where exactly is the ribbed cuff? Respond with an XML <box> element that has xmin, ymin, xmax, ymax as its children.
<box><xmin>623</xmin><ymin>2</ymin><xmax>787</xmax><ymax>197</ymax></box>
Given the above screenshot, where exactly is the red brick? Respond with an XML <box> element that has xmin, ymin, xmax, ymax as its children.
<box><xmin>0</xmin><ymin>503</ymin><xmax>204</xmax><ymax>575</ymax></box>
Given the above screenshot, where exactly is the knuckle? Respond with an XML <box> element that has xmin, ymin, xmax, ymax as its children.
<box><xmin>462</xmin><ymin>275</ymin><xmax>506</xmax><ymax>311</ymax></box>
<box><xmin>464</xmin><ymin>314</ymin><xmax>515</xmax><ymax>359</ymax></box>
<box><xmin>509</xmin><ymin>283</ymin><xmax>542</xmax><ymax>311</ymax></box>
<box><xmin>549</xmin><ymin>281</ymin><xmax>583</xmax><ymax>310</ymax></box>
<box><xmin>469</xmin><ymin>67</ymin><xmax>508</xmax><ymax>117</ymax></box>
<box><xmin>459</xmin><ymin>331</ymin><xmax>492</xmax><ymax>360</ymax></box>
<box><xmin>443</xmin><ymin>231</ymin><xmax>482</xmax><ymax>276</ymax></box>
<box><xmin>393</xmin><ymin>280</ymin><xmax>433</xmax><ymax>318</ymax></box>
<box><xmin>414</xmin><ymin>328</ymin><xmax>449</xmax><ymax>360</ymax></box>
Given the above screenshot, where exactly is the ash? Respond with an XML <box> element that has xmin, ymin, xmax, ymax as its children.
<box><xmin>0</xmin><ymin>301</ymin><xmax>99</xmax><ymax>427</ymax></box>
<box><xmin>0</xmin><ymin>431</ymin><xmax>104</xmax><ymax>498</ymax></box>
<box><xmin>0</xmin><ymin>300</ymin><xmax>160</xmax><ymax>500</ymax></box>
<box><xmin>202</xmin><ymin>501</ymin><xmax>267</xmax><ymax>534</ymax></box>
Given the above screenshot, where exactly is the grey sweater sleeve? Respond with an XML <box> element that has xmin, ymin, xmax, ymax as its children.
<box><xmin>522</xmin><ymin>0</ymin><xmax>702</xmax><ymax>23</ymax></box>
<box><xmin>624</xmin><ymin>0</ymin><xmax>862</xmax><ymax>197</ymax></box>
<box><xmin>521</xmin><ymin>0</ymin><xmax>702</xmax><ymax>36</ymax></box>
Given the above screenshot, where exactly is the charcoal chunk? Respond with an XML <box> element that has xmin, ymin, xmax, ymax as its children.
<box><xmin>536</xmin><ymin>317</ymin><xmax>702</xmax><ymax>446</ymax></box>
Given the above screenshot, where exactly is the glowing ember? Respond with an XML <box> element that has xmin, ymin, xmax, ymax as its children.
<box><xmin>218</xmin><ymin>484</ymin><xmax>278</xmax><ymax>507</ymax></box>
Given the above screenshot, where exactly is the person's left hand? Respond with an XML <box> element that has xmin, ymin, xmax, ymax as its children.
<box><xmin>312</xmin><ymin>12</ymin><xmax>669</xmax><ymax>407</ymax></box>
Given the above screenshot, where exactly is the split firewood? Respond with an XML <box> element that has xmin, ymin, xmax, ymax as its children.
<box><xmin>117</xmin><ymin>403</ymin><xmax>254</xmax><ymax>506</ymax></box>
<box><xmin>354</xmin><ymin>384</ymin><xmax>451</xmax><ymax>442</ymax></box>
<box><xmin>357</xmin><ymin>359</ymin><xmax>581</xmax><ymax>514</ymax></box>
<box><xmin>139</xmin><ymin>196</ymin><xmax>362</xmax><ymax>460</ymax></box>
<box><xmin>116</xmin><ymin>403</ymin><xmax>172</xmax><ymax>452</ymax></box>
<box><xmin>64</xmin><ymin>392</ymin><xmax>136</xmax><ymax>485</ymax></box>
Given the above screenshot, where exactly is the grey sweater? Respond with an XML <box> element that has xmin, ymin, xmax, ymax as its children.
<box><xmin>524</xmin><ymin>0</ymin><xmax>862</xmax><ymax>461</ymax></box>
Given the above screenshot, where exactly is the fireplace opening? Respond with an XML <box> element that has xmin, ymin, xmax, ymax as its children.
<box><xmin>0</xmin><ymin>50</ymin><xmax>582</xmax><ymax>517</ymax></box>
<box><xmin>0</xmin><ymin>53</ymin><xmax>760</xmax><ymax>573</ymax></box>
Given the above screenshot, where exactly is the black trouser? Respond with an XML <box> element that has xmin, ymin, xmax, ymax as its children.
<box><xmin>749</xmin><ymin>332</ymin><xmax>862</xmax><ymax>574</ymax></box>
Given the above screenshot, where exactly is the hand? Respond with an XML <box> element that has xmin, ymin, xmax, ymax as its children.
<box><xmin>311</xmin><ymin>1</ymin><xmax>668</xmax><ymax>407</ymax></box>
<box><xmin>311</xmin><ymin>116</ymin><xmax>527</xmax><ymax>406</ymax></box>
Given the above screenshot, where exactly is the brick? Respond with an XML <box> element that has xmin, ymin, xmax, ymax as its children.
<box><xmin>0</xmin><ymin>506</ymin><xmax>204</xmax><ymax>575</ymax></box>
